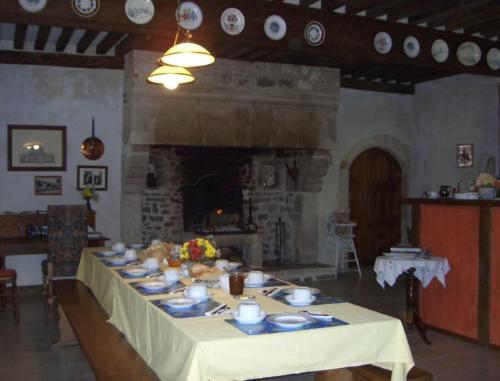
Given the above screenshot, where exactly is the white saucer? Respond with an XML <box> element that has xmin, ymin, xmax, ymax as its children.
<box><xmin>403</xmin><ymin>36</ymin><xmax>420</xmax><ymax>58</ymax></box>
<box><xmin>232</xmin><ymin>310</ymin><xmax>266</xmax><ymax>324</ymax></box>
<box><xmin>457</xmin><ymin>42</ymin><xmax>481</xmax><ymax>66</ymax></box>
<box><xmin>374</xmin><ymin>32</ymin><xmax>392</xmax><ymax>54</ymax></box>
<box><xmin>176</xmin><ymin>1</ymin><xmax>203</xmax><ymax>30</ymax></box>
<box><xmin>99</xmin><ymin>250</ymin><xmax>120</xmax><ymax>257</ymax></box>
<box><xmin>128</xmin><ymin>243</ymin><xmax>145</xmax><ymax>249</ymax></box>
<box><xmin>487</xmin><ymin>48</ymin><xmax>500</xmax><ymax>70</ymax></box>
<box><xmin>160</xmin><ymin>297</ymin><xmax>197</xmax><ymax>309</ymax></box>
<box><xmin>228</xmin><ymin>261</ymin><xmax>242</xmax><ymax>270</ymax></box>
<box><xmin>19</xmin><ymin>0</ymin><xmax>47</xmax><ymax>13</ymax></box>
<box><xmin>285</xmin><ymin>295</ymin><xmax>316</xmax><ymax>307</ymax></box>
<box><xmin>283</xmin><ymin>287</ymin><xmax>320</xmax><ymax>295</ymax></box>
<box><xmin>140</xmin><ymin>281</ymin><xmax>167</xmax><ymax>291</ymax></box>
<box><xmin>266</xmin><ymin>313</ymin><xmax>314</xmax><ymax>328</ymax></box>
<box><xmin>304</xmin><ymin>21</ymin><xmax>325</xmax><ymax>47</ymax></box>
<box><xmin>431</xmin><ymin>39</ymin><xmax>449</xmax><ymax>63</ymax></box>
<box><xmin>109</xmin><ymin>258</ymin><xmax>128</xmax><ymax>266</ymax></box>
<box><xmin>264</xmin><ymin>15</ymin><xmax>287</xmax><ymax>41</ymax></box>
<box><xmin>125</xmin><ymin>0</ymin><xmax>154</xmax><ymax>25</ymax></box>
<box><xmin>123</xmin><ymin>268</ymin><xmax>147</xmax><ymax>277</ymax></box>
<box><xmin>220</xmin><ymin>7</ymin><xmax>245</xmax><ymax>36</ymax></box>
<box><xmin>184</xmin><ymin>290</ymin><xmax>210</xmax><ymax>302</ymax></box>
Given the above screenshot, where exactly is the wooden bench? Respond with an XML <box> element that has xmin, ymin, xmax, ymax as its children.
<box><xmin>52</xmin><ymin>279</ymin><xmax>160</xmax><ymax>381</ymax></box>
<box><xmin>315</xmin><ymin>365</ymin><xmax>433</xmax><ymax>381</ymax></box>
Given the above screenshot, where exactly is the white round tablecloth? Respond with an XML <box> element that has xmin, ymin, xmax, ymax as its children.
<box><xmin>373</xmin><ymin>256</ymin><xmax>451</xmax><ymax>289</ymax></box>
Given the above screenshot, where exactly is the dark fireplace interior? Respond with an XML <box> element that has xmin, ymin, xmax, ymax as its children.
<box><xmin>180</xmin><ymin>147</ymin><xmax>257</xmax><ymax>233</ymax></box>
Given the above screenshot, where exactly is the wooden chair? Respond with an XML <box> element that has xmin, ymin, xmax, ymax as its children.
<box><xmin>42</xmin><ymin>205</ymin><xmax>88</xmax><ymax>304</ymax></box>
<box><xmin>0</xmin><ymin>268</ymin><xmax>20</xmax><ymax>323</ymax></box>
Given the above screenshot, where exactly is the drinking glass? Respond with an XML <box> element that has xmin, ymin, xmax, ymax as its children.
<box><xmin>229</xmin><ymin>270</ymin><xmax>245</xmax><ymax>296</ymax></box>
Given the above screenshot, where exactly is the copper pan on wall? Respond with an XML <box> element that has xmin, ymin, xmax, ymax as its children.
<box><xmin>80</xmin><ymin>117</ymin><xmax>105</xmax><ymax>160</ymax></box>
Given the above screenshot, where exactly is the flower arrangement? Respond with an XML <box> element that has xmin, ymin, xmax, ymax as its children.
<box><xmin>180</xmin><ymin>238</ymin><xmax>217</xmax><ymax>262</ymax></box>
<box><xmin>81</xmin><ymin>186</ymin><xmax>98</xmax><ymax>210</ymax></box>
<box><xmin>475</xmin><ymin>173</ymin><xmax>496</xmax><ymax>188</ymax></box>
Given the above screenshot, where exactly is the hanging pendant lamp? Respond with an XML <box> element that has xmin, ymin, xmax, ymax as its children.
<box><xmin>147</xmin><ymin>65</ymin><xmax>195</xmax><ymax>90</ymax></box>
<box><xmin>159</xmin><ymin>30</ymin><xmax>215</xmax><ymax>68</ymax></box>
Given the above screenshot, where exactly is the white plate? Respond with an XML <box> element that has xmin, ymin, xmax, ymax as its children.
<box><xmin>176</xmin><ymin>1</ymin><xmax>203</xmax><ymax>31</ymax></box>
<box><xmin>228</xmin><ymin>261</ymin><xmax>242</xmax><ymax>270</ymax></box>
<box><xmin>72</xmin><ymin>0</ymin><xmax>100</xmax><ymax>17</ymax></box>
<box><xmin>283</xmin><ymin>287</ymin><xmax>320</xmax><ymax>295</ymax></box>
<box><xmin>382</xmin><ymin>253</ymin><xmax>416</xmax><ymax>259</ymax></box>
<box><xmin>487</xmin><ymin>48</ymin><xmax>500</xmax><ymax>70</ymax></box>
<box><xmin>19</xmin><ymin>0</ymin><xmax>47</xmax><ymax>13</ymax></box>
<box><xmin>457</xmin><ymin>42</ymin><xmax>481</xmax><ymax>66</ymax></box>
<box><xmin>109</xmin><ymin>258</ymin><xmax>128</xmax><ymax>266</ymax></box>
<box><xmin>232</xmin><ymin>310</ymin><xmax>266</xmax><ymax>324</ymax></box>
<box><xmin>123</xmin><ymin>268</ymin><xmax>148</xmax><ymax>277</ymax></box>
<box><xmin>403</xmin><ymin>36</ymin><xmax>420</xmax><ymax>58</ymax></box>
<box><xmin>264</xmin><ymin>15</ymin><xmax>287</xmax><ymax>41</ymax></box>
<box><xmin>128</xmin><ymin>243</ymin><xmax>144</xmax><ymax>249</ymax></box>
<box><xmin>266</xmin><ymin>313</ymin><xmax>314</xmax><ymax>328</ymax></box>
<box><xmin>285</xmin><ymin>294</ymin><xmax>316</xmax><ymax>307</ymax></box>
<box><xmin>98</xmin><ymin>250</ymin><xmax>121</xmax><ymax>257</ymax></box>
<box><xmin>304</xmin><ymin>21</ymin><xmax>325</xmax><ymax>47</ymax></box>
<box><xmin>431</xmin><ymin>39</ymin><xmax>449</xmax><ymax>63</ymax></box>
<box><xmin>140</xmin><ymin>281</ymin><xmax>167</xmax><ymax>291</ymax></box>
<box><xmin>374</xmin><ymin>32</ymin><xmax>392</xmax><ymax>54</ymax></box>
<box><xmin>220</xmin><ymin>8</ymin><xmax>245</xmax><ymax>36</ymax></box>
<box><xmin>160</xmin><ymin>297</ymin><xmax>197</xmax><ymax>309</ymax></box>
<box><xmin>125</xmin><ymin>0</ymin><xmax>154</xmax><ymax>25</ymax></box>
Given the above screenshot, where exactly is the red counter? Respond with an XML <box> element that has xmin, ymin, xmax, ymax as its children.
<box><xmin>405</xmin><ymin>199</ymin><xmax>500</xmax><ymax>345</ymax></box>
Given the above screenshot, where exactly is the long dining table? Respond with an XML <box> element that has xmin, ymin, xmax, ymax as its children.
<box><xmin>76</xmin><ymin>247</ymin><xmax>414</xmax><ymax>381</ymax></box>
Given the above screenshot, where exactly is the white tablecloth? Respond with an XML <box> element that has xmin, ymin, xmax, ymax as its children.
<box><xmin>373</xmin><ymin>256</ymin><xmax>451</xmax><ymax>288</ymax></box>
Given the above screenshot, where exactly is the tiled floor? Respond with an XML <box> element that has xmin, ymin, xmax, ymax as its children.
<box><xmin>1</xmin><ymin>269</ymin><xmax>500</xmax><ymax>381</ymax></box>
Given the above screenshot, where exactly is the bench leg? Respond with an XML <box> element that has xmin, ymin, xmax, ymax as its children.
<box><xmin>51</xmin><ymin>305</ymin><xmax>78</xmax><ymax>348</ymax></box>
<box><xmin>315</xmin><ymin>369</ymin><xmax>353</xmax><ymax>381</ymax></box>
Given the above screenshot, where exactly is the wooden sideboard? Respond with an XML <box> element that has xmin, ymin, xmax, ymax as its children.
<box><xmin>0</xmin><ymin>211</ymin><xmax>108</xmax><ymax>268</ymax></box>
<box><xmin>404</xmin><ymin>198</ymin><xmax>500</xmax><ymax>347</ymax></box>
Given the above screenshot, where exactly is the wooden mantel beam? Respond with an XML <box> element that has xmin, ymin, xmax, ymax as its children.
<box><xmin>0</xmin><ymin>0</ymin><xmax>499</xmax><ymax>77</ymax></box>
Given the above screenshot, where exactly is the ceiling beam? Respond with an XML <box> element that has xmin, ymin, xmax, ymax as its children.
<box><xmin>56</xmin><ymin>27</ymin><xmax>73</xmax><ymax>52</ymax></box>
<box><xmin>410</xmin><ymin>0</ymin><xmax>494</xmax><ymax>27</ymax></box>
<box><xmin>14</xmin><ymin>23</ymin><xmax>27</xmax><ymax>50</ymax></box>
<box><xmin>341</xmin><ymin>77</ymin><xmax>415</xmax><ymax>94</ymax></box>
<box><xmin>0</xmin><ymin>50</ymin><xmax>124</xmax><ymax>69</ymax></box>
<box><xmin>34</xmin><ymin>25</ymin><xmax>51</xmax><ymax>51</ymax></box>
<box><xmin>96</xmin><ymin>31</ymin><xmax>124</xmax><ymax>55</ymax></box>
<box><xmin>444</xmin><ymin>4</ymin><xmax>500</xmax><ymax>31</ymax></box>
<box><xmin>77</xmin><ymin>30</ymin><xmax>99</xmax><ymax>54</ymax></box>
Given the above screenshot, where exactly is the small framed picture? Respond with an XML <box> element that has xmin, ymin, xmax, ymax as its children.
<box><xmin>77</xmin><ymin>165</ymin><xmax>108</xmax><ymax>190</ymax></box>
<box><xmin>457</xmin><ymin>144</ymin><xmax>473</xmax><ymax>167</ymax></box>
<box><xmin>34</xmin><ymin>176</ymin><xmax>62</xmax><ymax>195</ymax></box>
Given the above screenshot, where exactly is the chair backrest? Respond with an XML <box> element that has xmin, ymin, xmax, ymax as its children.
<box><xmin>48</xmin><ymin>205</ymin><xmax>88</xmax><ymax>277</ymax></box>
<box><xmin>326</xmin><ymin>209</ymin><xmax>351</xmax><ymax>235</ymax></box>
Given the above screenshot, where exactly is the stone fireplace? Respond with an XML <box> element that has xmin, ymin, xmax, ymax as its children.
<box><xmin>121</xmin><ymin>51</ymin><xmax>339</xmax><ymax>264</ymax></box>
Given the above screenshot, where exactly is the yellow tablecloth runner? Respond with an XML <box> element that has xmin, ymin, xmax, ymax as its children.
<box><xmin>77</xmin><ymin>248</ymin><xmax>414</xmax><ymax>381</ymax></box>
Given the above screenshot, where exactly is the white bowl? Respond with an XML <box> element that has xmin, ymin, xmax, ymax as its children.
<box><xmin>285</xmin><ymin>294</ymin><xmax>316</xmax><ymax>307</ymax></box>
<box><xmin>109</xmin><ymin>258</ymin><xmax>128</xmax><ymax>266</ymax></box>
<box><xmin>232</xmin><ymin>310</ymin><xmax>266</xmax><ymax>324</ymax></box>
<box><xmin>123</xmin><ymin>268</ymin><xmax>147</xmax><ymax>277</ymax></box>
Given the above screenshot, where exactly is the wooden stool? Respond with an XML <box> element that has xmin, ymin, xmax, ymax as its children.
<box><xmin>0</xmin><ymin>268</ymin><xmax>20</xmax><ymax>323</ymax></box>
<box><xmin>349</xmin><ymin>365</ymin><xmax>433</xmax><ymax>381</ymax></box>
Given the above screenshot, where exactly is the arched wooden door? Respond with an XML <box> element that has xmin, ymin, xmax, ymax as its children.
<box><xmin>349</xmin><ymin>148</ymin><xmax>402</xmax><ymax>266</ymax></box>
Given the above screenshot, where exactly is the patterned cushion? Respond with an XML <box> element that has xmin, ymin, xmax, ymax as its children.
<box><xmin>48</xmin><ymin>205</ymin><xmax>88</xmax><ymax>277</ymax></box>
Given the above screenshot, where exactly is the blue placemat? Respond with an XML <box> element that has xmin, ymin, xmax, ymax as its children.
<box><xmin>117</xmin><ymin>267</ymin><xmax>159</xmax><ymax>279</ymax></box>
<box><xmin>245</xmin><ymin>278</ymin><xmax>289</xmax><ymax>288</ymax></box>
<box><xmin>152</xmin><ymin>298</ymin><xmax>222</xmax><ymax>318</ymax></box>
<box><xmin>266</xmin><ymin>289</ymin><xmax>344</xmax><ymax>306</ymax></box>
<box><xmin>93</xmin><ymin>250</ymin><xmax>124</xmax><ymax>259</ymax></box>
<box><xmin>130</xmin><ymin>281</ymin><xmax>185</xmax><ymax>296</ymax></box>
<box><xmin>226</xmin><ymin>315</ymin><xmax>348</xmax><ymax>335</ymax></box>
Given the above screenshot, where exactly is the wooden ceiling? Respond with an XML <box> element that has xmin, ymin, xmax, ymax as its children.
<box><xmin>1</xmin><ymin>0</ymin><xmax>500</xmax><ymax>94</ymax></box>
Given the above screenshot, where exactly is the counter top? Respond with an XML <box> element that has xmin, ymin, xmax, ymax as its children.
<box><xmin>403</xmin><ymin>198</ymin><xmax>500</xmax><ymax>207</ymax></box>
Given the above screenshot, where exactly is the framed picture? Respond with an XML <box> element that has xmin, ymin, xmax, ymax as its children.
<box><xmin>457</xmin><ymin>143</ymin><xmax>473</xmax><ymax>167</ymax></box>
<box><xmin>77</xmin><ymin>165</ymin><xmax>108</xmax><ymax>190</ymax></box>
<box><xmin>34</xmin><ymin>176</ymin><xmax>62</xmax><ymax>195</ymax></box>
<box><xmin>8</xmin><ymin>125</ymin><xmax>66</xmax><ymax>171</ymax></box>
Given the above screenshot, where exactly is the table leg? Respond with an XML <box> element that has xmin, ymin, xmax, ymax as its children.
<box><xmin>405</xmin><ymin>267</ymin><xmax>431</xmax><ymax>345</ymax></box>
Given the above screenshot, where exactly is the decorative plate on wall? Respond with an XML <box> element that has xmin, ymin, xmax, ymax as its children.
<box><xmin>403</xmin><ymin>36</ymin><xmax>420</xmax><ymax>58</ymax></box>
<box><xmin>373</xmin><ymin>32</ymin><xmax>392</xmax><ymax>54</ymax></box>
<box><xmin>176</xmin><ymin>1</ymin><xmax>203</xmax><ymax>31</ymax></box>
<box><xmin>457</xmin><ymin>42</ymin><xmax>481</xmax><ymax>66</ymax></box>
<box><xmin>72</xmin><ymin>0</ymin><xmax>100</xmax><ymax>18</ymax></box>
<box><xmin>304</xmin><ymin>21</ymin><xmax>325</xmax><ymax>47</ymax></box>
<box><xmin>220</xmin><ymin>8</ymin><xmax>245</xmax><ymax>36</ymax></box>
<box><xmin>264</xmin><ymin>15</ymin><xmax>287</xmax><ymax>41</ymax></box>
<box><xmin>487</xmin><ymin>48</ymin><xmax>500</xmax><ymax>70</ymax></box>
<box><xmin>431</xmin><ymin>39</ymin><xmax>449</xmax><ymax>63</ymax></box>
<box><xmin>125</xmin><ymin>0</ymin><xmax>155</xmax><ymax>25</ymax></box>
<box><xmin>19</xmin><ymin>0</ymin><xmax>47</xmax><ymax>13</ymax></box>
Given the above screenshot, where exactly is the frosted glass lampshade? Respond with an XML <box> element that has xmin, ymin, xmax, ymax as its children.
<box><xmin>159</xmin><ymin>42</ymin><xmax>215</xmax><ymax>68</ymax></box>
<box><xmin>147</xmin><ymin>65</ymin><xmax>195</xmax><ymax>90</ymax></box>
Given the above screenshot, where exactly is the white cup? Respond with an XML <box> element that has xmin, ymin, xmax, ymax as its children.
<box><xmin>292</xmin><ymin>287</ymin><xmax>312</xmax><ymax>302</ymax></box>
<box><xmin>219</xmin><ymin>273</ymin><xmax>230</xmax><ymax>293</ymax></box>
<box><xmin>164</xmin><ymin>268</ymin><xmax>179</xmax><ymax>283</ymax></box>
<box><xmin>247</xmin><ymin>271</ymin><xmax>264</xmax><ymax>285</ymax></box>
<box><xmin>143</xmin><ymin>257</ymin><xmax>159</xmax><ymax>270</ymax></box>
<box><xmin>188</xmin><ymin>284</ymin><xmax>208</xmax><ymax>299</ymax></box>
<box><xmin>151</xmin><ymin>239</ymin><xmax>162</xmax><ymax>245</ymax></box>
<box><xmin>124</xmin><ymin>249</ymin><xmax>137</xmax><ymax>260</ymax></box>
<box><xmin>238</xmin><ymin>302</ymin><xmax>260</xmax><ymax>318</ymax></box>
<box><xmin>429</xmin><ymin>191</ymin><xmax>438</xmax><ymax>199</ymax></box>
<box><xmin>215</xmin><ymin>259</ymin><xmax>229</xmax><ymax>271</ymax></box>
<box><xmin>112</xmin><ymin>242</ymin><xmax>126</xmax><ymax>252</ymax></box>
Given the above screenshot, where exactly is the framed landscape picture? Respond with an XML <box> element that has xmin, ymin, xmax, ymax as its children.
<box><xmin>7</xmin><ymin>125</ymin><xmax>66</xmax><ymax>171</ymax></box>
<box><xmin>77</xmin><ymin>165</ymin><xmax>108</xmax><ymax>190</ymax></box>
<box><xmin>34</xmin><ymin>176</ymin><xmax>62</xmax><ymax>195</ymax></box>
<box><xmin>457</xmin><ymin>143</ymin><xmax>473</xmax><ymax>167</ymax></box>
